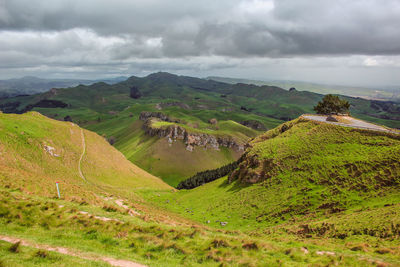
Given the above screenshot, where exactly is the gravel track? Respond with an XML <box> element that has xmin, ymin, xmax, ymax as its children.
<box><xmin>302</xmin><ymin>115</ymin><xmax>399</xmax><ymax>135</ymax></box>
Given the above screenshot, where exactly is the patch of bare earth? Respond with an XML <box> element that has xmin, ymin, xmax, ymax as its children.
<box><xmin>0</xmin><ymin>235</ymin><xmax>146</xmax><ymax>267</ymax></box>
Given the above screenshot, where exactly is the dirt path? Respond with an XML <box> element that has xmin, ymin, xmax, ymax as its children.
<box><xmin>78</xmin><ymin>128</ymin><xmax>88</xmax><ymax>182</ymax></box>
<box><xmin>0</xmin><ymin>235</ymin><xmax>146</xmax><ymax>267</ymax></box>
<box><xmin>302</xmin><ymin>115</ymin><xmax>399</xmax><ymax>134</ymax></box>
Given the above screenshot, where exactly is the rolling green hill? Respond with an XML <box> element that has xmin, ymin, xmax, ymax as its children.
<box><xmin>1</xmin><ymin>72</ymin><xmax>399</xmax><ymax>187</ymax></box>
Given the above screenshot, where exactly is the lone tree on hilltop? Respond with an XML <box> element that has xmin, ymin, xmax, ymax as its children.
<box><xmin>314</xmin><ymin>94</ymin><xmax>350</xmax><ymax>115</ymax></box>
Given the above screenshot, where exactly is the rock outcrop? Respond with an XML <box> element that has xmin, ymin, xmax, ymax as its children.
<box><xmin>326</xmin><ymin>115</ymin><xmax>339</xmax><ymax>122</ymax></box>
<box><xmin>208</xmin><ymin>118</ymin><xmax>218</xmax><ymax>125</ymax></box>
<box><xmin>139</xmin><ymin>112</ymin><xmax>244</xmax><ymax>152</ymax></box>
<box><xmin>139</xmin><ymin>111</ymin><xmax>179</xmax><ymax>123</ymax></box>
<box><xmin>228</xmin><ymin>153</ymin><xmax>276</xmax><ymax>184</ymax></box>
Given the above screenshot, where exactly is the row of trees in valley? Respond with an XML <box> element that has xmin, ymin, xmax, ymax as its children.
<box><xmin>176</xmin><ymin>160</ymin><xmax>239</xmax><ymax>189</ymax></box>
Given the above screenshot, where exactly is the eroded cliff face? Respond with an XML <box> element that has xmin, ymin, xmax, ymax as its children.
<box><xmin>140</xmin><ymin>112</ymin><xmax>244</xmax><ymax>152</ymax></box>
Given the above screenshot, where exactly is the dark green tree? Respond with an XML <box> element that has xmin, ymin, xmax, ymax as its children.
<box><xmin>314</xmin><ymin>94</ymin><xmax>350</xmax><ymax>115</ymax></box>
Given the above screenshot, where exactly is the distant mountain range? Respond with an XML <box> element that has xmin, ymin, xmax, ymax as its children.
<box><xmin>2</xmin><ymin>75</ymin><xmax>399</xmax><ymax>102</ymax></box>
<box><xmin>0</xmin><ymin>76</ymin><xmax>128</xmax><ymax>98</ymax></box>
<box><xmin>207</xmin><ymin>76</ymin><xmax>400</xmax><ymax>102</ymax></box>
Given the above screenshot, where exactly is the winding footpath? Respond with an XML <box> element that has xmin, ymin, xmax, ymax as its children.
<box><xmin>78</xmin><ymin>128</ymin><xmax>88</xmax><ymax>182</ymax></box>
<box><xmin>302</xmin><ymin>115</ymin><xmax>400</xmax><ymax>135</ymax></box>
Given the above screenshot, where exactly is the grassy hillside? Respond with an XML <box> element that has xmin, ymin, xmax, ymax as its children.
<box><xmin>145</xmin><ymin>119</ymin><xmax>400</xmax><ymax>248</ymax></box>
<box><xmin>0</xmin><ymin>111</ymin><xmax>170</xmax><ymax>203</ymax></box>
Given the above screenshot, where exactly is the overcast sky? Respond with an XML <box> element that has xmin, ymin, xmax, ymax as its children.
<box><xmin>1</xmin><ymin>0</ymin><xmax>400</xmax><ymax>87</ymax></box>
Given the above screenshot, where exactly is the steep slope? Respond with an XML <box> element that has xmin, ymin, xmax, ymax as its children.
<box><xmin>0</xmin><ymin>111</ymin><xmax>170</xmax><ymax>203</ymax></box>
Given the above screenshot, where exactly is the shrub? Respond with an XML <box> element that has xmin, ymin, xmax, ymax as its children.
<box><xmin>314</xmin><ymin>94</ymin><xmax>350</xmax><ymax>115</ymax></box>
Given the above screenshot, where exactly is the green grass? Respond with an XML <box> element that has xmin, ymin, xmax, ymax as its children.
<box><xmin>1</xmin><ymin>187</ymin><xmax>398</xmax><ymax>267</ymax></box>
<box><xmin>1</xmin><ymin>111</ymin><xmax>400</xmax><ymax>266</ymax></box>
<box><xmin>0</xmin><ymin>111</ymin><xmax>170</xmax><ymax>204</ymax></box>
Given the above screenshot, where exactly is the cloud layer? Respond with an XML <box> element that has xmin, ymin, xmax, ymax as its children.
<box><xmin>1</xmin><ymin>0</ymin><xmax>400</xmax><ymax>86</ymax></box>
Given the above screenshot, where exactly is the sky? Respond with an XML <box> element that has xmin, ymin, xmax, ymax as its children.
<box><xmin>0</xmin><ymin>0</ymin><xmax>400</xmax><ymax>87</ymax></box>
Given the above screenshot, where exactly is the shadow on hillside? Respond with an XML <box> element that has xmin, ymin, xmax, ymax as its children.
<box><xmin>218</xmin><ymin>178</ymin><xmax>251</xmax><ymax>193</ymax></box>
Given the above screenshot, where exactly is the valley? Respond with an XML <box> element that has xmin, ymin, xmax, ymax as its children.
<box><xmin>1</xmin><ymin>72</ymin><xmax>399</xmax><ymax>187</ymax></box>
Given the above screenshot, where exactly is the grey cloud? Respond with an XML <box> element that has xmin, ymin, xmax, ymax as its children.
<box><xmin>1</xmin><ymin>0</ymin><xmax>400</xmax><ymax>58</ymax></box>
<box><xmin>1</xmin><ymin>0</ymin><xmax>400</xmax><ymax>86</ymax></box>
